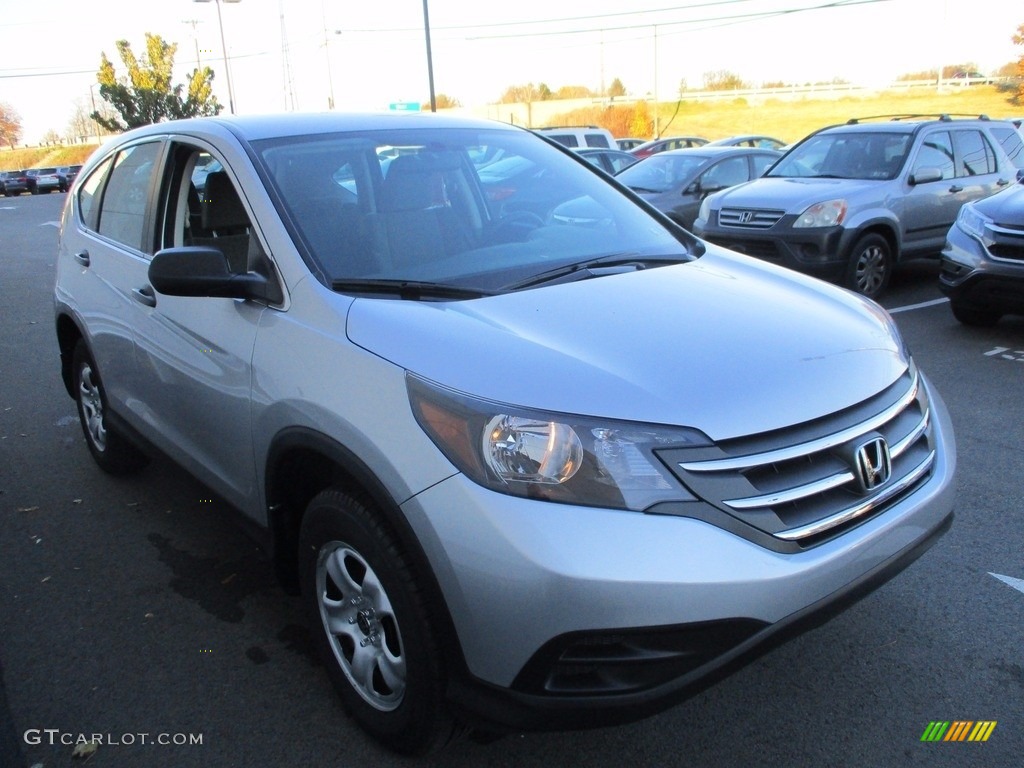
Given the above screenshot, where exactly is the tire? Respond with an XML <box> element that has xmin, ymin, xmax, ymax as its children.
<box><xmin>950</xmin><ymin>301</ymin><xmax>1000</xmax><ymax>327</ymax></box>
<box><xmin>299</xmin><ymin>488</ymin><xmax>456</xmax><ymax>755</ymax></box>
<box><xmin>843</xmin><ymin>233</ymin><xmax>892</xmax><ymax>299</ymax></box>
<box><xmin>71</xmin><ymin>341</ymin><xmax>148</xmax><ymax>474</ymax></box>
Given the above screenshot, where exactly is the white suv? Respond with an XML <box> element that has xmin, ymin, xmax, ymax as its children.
<box><xmin>54</xmin><ymin>112</ymin><xmax>956</xmax><ymax>754</ymax></box>
<box><xmin>535</xmin><ymin>125</ymin><xmax>616</xmax><ymax>148</ymax></box>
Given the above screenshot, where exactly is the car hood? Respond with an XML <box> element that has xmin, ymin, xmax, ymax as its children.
<box><xmin>711</xmin><ymin>176</ymin><xmax>881</xmax><ymax>212</ymax></box>
<box><xmin>975</xmin><ymin>181</ymin><xmax>1024</xmax><ymax>223</ymax></box>
<box><xmin>345</xmin><ymin>249</ymin><xmax>907</xmax><ymax>441</ymax></box>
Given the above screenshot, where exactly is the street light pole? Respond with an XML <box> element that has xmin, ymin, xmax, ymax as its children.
<box><xmin>195</xmin><ymin>0</ymin><xmax>240</xmax><ymax>115</ymax></box>
<box><xmin>422</xmin><ymin>0</ymin><xmax>436</xmax><ymax>112</ymax></box>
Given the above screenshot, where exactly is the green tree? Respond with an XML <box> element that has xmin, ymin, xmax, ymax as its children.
<box><xmin>93</xmin><ymin>33</ymin><xmax>222</xmax><ymax>132</ymax></box>
<box><xmin>0</xmin><ymin>102</ymin><xmax>22</xmax><ymax>148</ymax></box>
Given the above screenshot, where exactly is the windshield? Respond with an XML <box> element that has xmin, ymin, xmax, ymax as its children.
<box><xmin>769</xmin><ymin>131</ymin><xmax>911</xmax><ymax>181</ymax></box>
<box><xmin>253</xmin><ymin>126</ymin><xmax>690</xmax><ymax>294</ymax></box>
<box><xmin>617</xmin><ymin>153</ymin><xmax>710</xmax><ymax>193</ymax></box>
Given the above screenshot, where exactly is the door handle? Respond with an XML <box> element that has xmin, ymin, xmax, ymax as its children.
<box><xmin>996</xmin><ymin>178</ymin><xmax>1010</xmax><ymax>187</ymax></box>
<box><xmin>73</xmin><ymin>250</ymin><xmax>90</xmax><ymax>267</ymax></box>
<box><xmin>132</xmin><ymin>285</ymin><xmax>157</xmax><ymax>307</ymax></box>
<box><xmin>948</xmin><ymin>185</ymin><xmax>963</xmax><ymax>193</ymax></box>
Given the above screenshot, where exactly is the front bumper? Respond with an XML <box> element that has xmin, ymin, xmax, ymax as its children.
<box><xmin>401</xmin><ymin>377</ymin><xmax>957</xmax><ymax>730</ymax></box>
<box><xmin>694</xmin><ymin>216</ymin><xmax>856</xmax><ymax>283</ymax></box>
<box><xmin>940</xmin><ymin>226</ymin><xmax>1024</xmax><ymax>316</ymax></box>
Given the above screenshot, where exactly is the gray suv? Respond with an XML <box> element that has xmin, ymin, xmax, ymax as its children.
<box><xmin>53</xmin><ymin>113</ymin><xmax>956</xmax><ymax>754</ymax></box>
<box><xmin>694</xmin><ymin>115</ymin><xmax>1024</xmax><ymax>297</ymax></box>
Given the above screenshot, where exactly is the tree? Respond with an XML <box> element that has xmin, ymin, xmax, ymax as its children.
<box><xmin>553</xmin><ymin>85</ymin><xmax>593</xmax><ymax>99</ymax></box>
<box><xmin>498</xmin><ymin>83</ymin><xmax>552</xmax><ymax>103</ymax></box>
<box><xmin>703</xmin><ymin>70</ymin><xmax>748</xmax><ymax>91</ymax></box>
<box><xmin>608</xmin><ymin>78</ymin><xmax>627</xmax><ymax>98</ymax></box>
<box><xmin>0</xmin><ymin>102</ymin><xmax>22</xmax><ymax>148</ymax></box>
<box><xmin>431</xmin><ymin>93</ymin><xmax>461</xmax><ymax>109</ymax></box>
<box><xmin>93</xmin><ymin>33</ymin><xmax>222</xmax><ymax>132</ymax></box>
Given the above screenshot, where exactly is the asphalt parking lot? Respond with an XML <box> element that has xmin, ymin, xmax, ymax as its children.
<box><xmin>1</xmin><ymin>192</ymin><xmax>1022</xmax><ymax>767</ymax></box>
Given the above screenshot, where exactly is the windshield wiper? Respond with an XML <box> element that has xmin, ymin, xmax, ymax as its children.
<box><xmin>628</xmin><ymin>186</ymin><xmax>662</xmax><ymax>194</ymax></box>
<box><xmin>331</xmin><ymin>279</ymin><xmax>493</xmax><ymax>300</ymax></box>
<box><xmin>502</xmin><ymin>254</ymin><xmax>688</xmax><ymax>292</ymax></box>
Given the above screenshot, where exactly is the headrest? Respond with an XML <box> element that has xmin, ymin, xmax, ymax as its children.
<box><xmin>202</xmin><ymin>171</ymin><xmax>249</xmax><ymax>231</ymax></box>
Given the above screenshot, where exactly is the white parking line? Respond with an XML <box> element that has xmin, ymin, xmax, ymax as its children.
<box><xmin>888</xmin><ymin>297</ymin><xmax>949</xmax><ymax>314</ymax></box>
<box><xmin>990</xmin><ymin>572</ymin><xmax>1024</xmax><ymax>596</ymax></box>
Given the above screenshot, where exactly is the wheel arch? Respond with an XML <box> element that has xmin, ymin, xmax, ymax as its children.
<box><xmin>263</xmin><ymin>426</ymin><xmax>469</xmax><ymax>673</ymax></box>
<box><xmin>55</xmin><ymin>312</ymin><xmax>86</xmax><ymax>399</ymax></box>
<box><xmin>843</xmin><ymin>218</ymin><xmax>900</xmax><ymax>263</ymax></box>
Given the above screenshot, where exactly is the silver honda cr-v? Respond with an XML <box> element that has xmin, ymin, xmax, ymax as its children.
<box><xmin>53</xmin><ymin>112</ymin><xmax>956</xmax><ymax>754</ymax></box>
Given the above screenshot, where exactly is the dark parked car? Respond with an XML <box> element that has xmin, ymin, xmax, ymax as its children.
<box><xmin>575</xmin><ymin>147</ymin><xmax>640</xmax><ymax>175</ymax></box>
<box><xmin>2</xmin><ymin>170</ymin><xmax>36</xmax><ymax>196</ymax></box>
<box><xmin>57</xmin><ymin>165</ymin><xmax>83</xmax><ymax>191</ymax></box>
<box><xmin>940</xmin><ymin>179</ymin><xmax>1024</xmax><ymax>325</ymax></box>
<box><xmin>630</xmin><ymin>135</ymin><xmax>708</xmax><ymax>159</ymax></box>
<box><xmin>616</xmin><ymin>137</ymin><xmax>646</xmax><ymax>151</ymax></box>
<box><xmin>616</xmin><ymin>146</ymin><xmax>781</xmax><ymax>228</ymax></box>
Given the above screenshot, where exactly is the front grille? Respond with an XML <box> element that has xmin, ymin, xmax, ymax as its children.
<box><xmin>660</xmin><ymin>367</ymin><xmax>934</xmax><ymax>546</ymax></box>
<box><xmin>719</xmin><ymin>208</ymin><xmax>785</xmax><ymax>229</ymax></box>
<box><xmin>988</xmin><ymin>223</ymin><xmax>1024</xmax><ymax>262</ymax></box>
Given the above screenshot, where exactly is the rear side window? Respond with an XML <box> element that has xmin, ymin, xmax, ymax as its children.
<box><xmin>76</xmin><ymin>156</ymin><xmax>114</xmax><ymax>231</ymax></box>
<box><xmin>547</xmin><ymin>134</ymin><xmax>578</xmax><ymax>148</ymax></box>
<box><xmin>93</xmin><ymin>143</ymin><xmax>162</xmax><ymax>252</ymax></box>
<box><xmin>584</xmin><ymin>133</ymin><xmax>611</xmax><ymax>148</ymax></box>
<box><xmin>953</xmin><ymin>130</ymin><xmax>996</xmax><ymax>176</ymax></box>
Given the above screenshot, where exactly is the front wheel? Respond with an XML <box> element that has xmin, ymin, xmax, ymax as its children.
<box><xmin>72</xmin><ymin>341</ymin><xmax>148</xmax><ymax>474</ymax></box>
<box><xmin>950</xmin><ymin>300</ymin><xmax>1000</xmax><ymax>327</ymax></box>
<box><xmin>299</xmin><ymin>488</ymin><xmax>457</xmax><ymax>755</ymax></box>
<box><xmin>843</xmin><ymin>233</ymin><xmax>892</xmax><ymax>299</ymax></box>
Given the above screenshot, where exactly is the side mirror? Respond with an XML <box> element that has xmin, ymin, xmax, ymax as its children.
<box><xmin>909</xmin><ymin>167</ymin><xmax>943</xmax><ymax>185</ymax></box>
<box><xmin>149</xmin><ymin>246</ymin><xmax>279</xmax><ymax>303</ymax></box>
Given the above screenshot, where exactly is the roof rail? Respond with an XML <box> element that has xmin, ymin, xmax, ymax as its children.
<box><xmin>846</xmin><ymin>113</ymin><xmax>991</xmax><ymax>124</ymax></box>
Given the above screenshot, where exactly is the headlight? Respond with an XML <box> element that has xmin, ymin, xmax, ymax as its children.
<box><xmin>698</xmin><ymin>196</ymin><xmax>712</xmax><ymax>224</ymax></box>
<box><xmin>408</xmin><ymin>375</ymin><xmax>708</xmax><ymax>510</ymax></box>
<box><xmin>956</xmin><ymin>203</ymin><xmax>991</xmax><ymax>243</ymax></box>
<box><xmin>793</xmin><ymin>199</ymin><xmax>847</xmax><ymax>228</ymax></box>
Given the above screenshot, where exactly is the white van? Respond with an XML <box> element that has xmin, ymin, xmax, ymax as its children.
<box><xmin>535</xmin><ymin>125</ymin><xmax>615</xmax><ymax>149</ymax></box>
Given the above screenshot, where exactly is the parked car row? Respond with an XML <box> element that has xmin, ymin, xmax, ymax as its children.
<box><xmin>0</xmin><ymin>164</ymin><xmax>81</xmax><ymax>195</ymax></box>
<box><xmin>692</xmin><ymin>114</ymin><xmax>1024</xmax><ymax>307</ymax></box>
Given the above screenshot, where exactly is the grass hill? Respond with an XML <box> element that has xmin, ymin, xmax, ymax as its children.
<box><xmin>0</xmin><ymin>85</ymin><xmax>1018</xmax><ymax>171</ymax></box>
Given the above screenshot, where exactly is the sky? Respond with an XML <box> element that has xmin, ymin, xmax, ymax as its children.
<box><xmin>1</xmin><ymin>0</ymin><xmax>1021</xmax><ymax>143</ymax></box>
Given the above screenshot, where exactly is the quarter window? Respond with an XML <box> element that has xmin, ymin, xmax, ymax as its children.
<box><xmin>988</xmin><ymin>125</ymin><xmax>1024</xmax><ymax>170</ymax></box>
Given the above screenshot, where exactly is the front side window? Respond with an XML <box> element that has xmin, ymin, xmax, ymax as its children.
<box><xmin>95</xmin><ymin>142</ymin><xmax>163</xmax><ymax>252</ymax></box>
<box><xmin>912</xmin><ymin>132</ymin><xmax>955</xmax><ymax>180</ymax></box>
<box><xmin>76</xmin><ymin>156</ymin><xmax>114</xmax><ymax>232</ymax></box>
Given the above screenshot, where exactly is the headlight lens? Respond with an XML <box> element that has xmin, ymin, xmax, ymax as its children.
<box><xmin>793</xmin><ymin>199</ymin><xmax>847</xmax><ymax>228</ymax></box>
<box><xmin>408</xmin><ymin>375</ymin><xmax>707</xmax><ymax>510</ymax></box>
<box><xmin>697</xmin><ymin>196</ymin><xmax>712</xmax><ymax>225</ymax></box>
<box><xmin>956</xmin><ymin>203</ymin><xmax>991</xmax><ymax>244</ymax></box>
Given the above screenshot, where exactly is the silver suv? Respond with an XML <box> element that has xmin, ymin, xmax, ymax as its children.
<box><xmin>53</xmin><ymin>113</ymin><xmax>956</xmax><ymax>754</ymax></box>
<box><xmin>694</xmin><ymin>114</ymin><xmax>1024</xmax><ymax>297</ymax></box>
